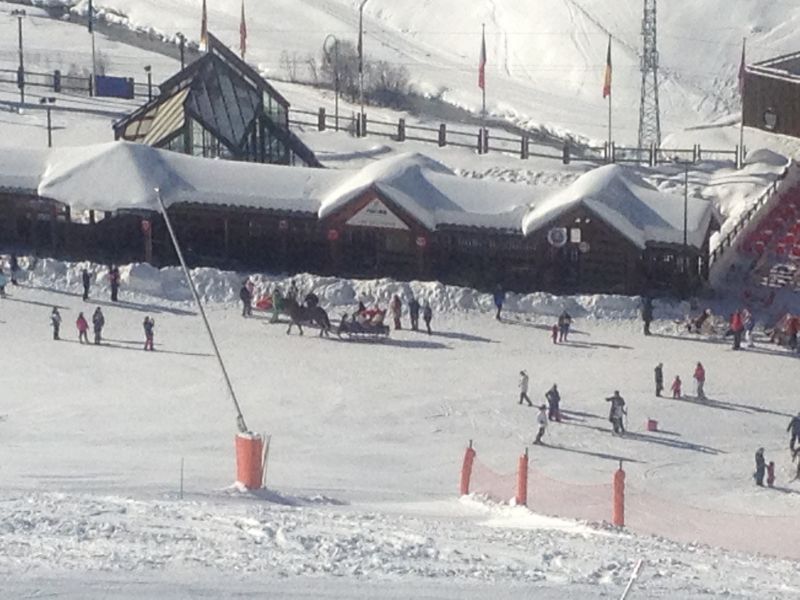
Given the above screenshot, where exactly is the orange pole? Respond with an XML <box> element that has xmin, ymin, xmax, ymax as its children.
<box><xmin>236</xmin><ymin>432</ymin><xmax>264</xmax><ymax>490</ymax></box>
<box><xmin>459</xmin><ymin>440</ymin><xmax>476</xmax><ymax>495</ymax></box>
<box><xmin>613</xmin><ymin>461</ymin><xmax>625</xmax><ymax>527</ymax></box>
<box><xmin>516</xmin><ymin>448</ymin><xmax>529</xmax><ymax>506</ymax></box>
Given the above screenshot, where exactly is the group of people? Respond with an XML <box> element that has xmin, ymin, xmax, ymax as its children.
<box><xmin>389</xmin><ymin>294</ymin><xmax>433</xmax><ymax>334</ymax></box>
<box><xmin>551</xmin><ymin>311</ymin><xmax>573</xmax><ymax>343</ymax></box>
<box><xmin>654</xmin><ymin>361</ymin><xmax>706</xmax><ymax>400</ymax></box>
<box><xmin>0</xmin><ymin>254</ymin><xmax>21</xmax><ymax>297</ymax></box>
<box><xmin>728</xmin><ymin>308</ymin><xmax>756</xmax><ymax>350</ymax></box>
<box><xmin>50</xmin><ymin>305</ymin><xmax>155</xmax><ymax>350</ymax></box>
<box><xmin>518</xmin><ymin>370</ymin><xmax>562</xmax><ymax>444</ymax></box>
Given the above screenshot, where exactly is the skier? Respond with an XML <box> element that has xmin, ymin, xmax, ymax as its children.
<box><xmin>693</xmin><ymin>362</ymin><xmax>706</xmax><ymax>400</ymax></box>
<box><xmin>558</xmin><ymin>310</ymin><xmax>573</xmax><ymax>342</ymax></box>
<box><xmin>754</xmin><ymin>448</ymin><xmax>766</xmax><ymax>487</ymax></box>
<box><xmin>109</xmin><ymin>265</ymin><xmax>120</xmax><ymax>302</ymax></box>
<box><xmin>518</xmin><ymin>370</ymin><xmax>533</xmax><ymax>407</ymax></box>
<box><xmin>76</xmin><ymin>312</ymin><xmax>89</xmax><ymax>344</ymax></box>
<box><xmin>9</xmin><ymin>254</ymin><xmax>19</xmax><ymax>286</ymax></box>
<box><xmin>493</xmin><ymin>284</ymin><xmax>505</xmax><ymax>321</ymax></box>
<box><xmin>534</xmin><ymin>405</ymin><xmax>548</xmax><ymax>444</ymax></box>
<box><xmin>606</xmin><ymin>391</ymin><xmax>627</xmax><ymax>435</ymax></box>
<box><xmin>270</xmin><ymin>287</ymin><xmax>284</xmax><ymax>323</ymax></box>
<box><xmin>671</xmin><ymin>375</ymin><xmax>682</xmax><ymax>399</ymax></box>
<box><xmin>787</xmin><ymin>412</ymin><xmax>800</xmax><ymax>451</ymax></box>
<box><xmin>50</xmin><ymin>307</ymin><xmax>62</xmax><ymax>341</ymax></box>
<box><xmin>767</xmin><ymin>461</ymin><xmax>775</xmax><ymax>488</ymax></box>
<box><xmin>743</xmin><ymin>308</ymin><xmax>756</xmax><ymax>348</ymax></box>
<box><xmin>641</xmin><ymin>296</ymin><xmax>653</xmax><ymax>336</ymax></box>
<box><xmin>422</xmin><ymin>301</ymin><xmax>433</xmax><ymax>335</ymax></box>
<box><xmin>730</xmin><ymin>309</ymin><xmax>744</xmax><ymax>350</ymax></box>
<box><xmin>92</xmin><ymin>307</ymin><xmax>105</xmax><ymax>345</ymax></box>
<box><xmin>390</xmin><ymin>294</ymin><xmax>402</xmax><ymax>330</ymax></box>
<box><xmin>0</xmin><ymin>268</ymin><xmax>6</xmax><ymax>297</ymax></box>
<box><xmin>545</xmin><ymin>384</ymin><xmax>561</xmax><ymax>421</ymax></box>
<box><xmin>654</xmin><ymin>363</ymin><xmax>664</xmax><ymax>397</ymax></box>
<box><xmin>81</xmin><ymin>269</ymin><xmax>92</xmax><ymax>301</ymax></box>
<box><xmin>408</xmin><ymin>296</ymin><xmax>420</xmax><ymax>331</ymax></box>
<box><xmin>143</xmin><ymin>316</ymin><xmax>155</xmax><ymax>351</ymax></box>
<box><xmin>551</xmin><ymin>324</ymin><xmax>558</xmax><ymax>344</ymax></box>
<box><xmin>239</xmin><ymin>280</ymin><xmax>252</xmax><ymax>317</ymax></box>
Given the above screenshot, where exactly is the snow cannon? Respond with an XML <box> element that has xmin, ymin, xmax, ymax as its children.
<box><xmin>646</xmin><ymin>419</ymin><xmax>658</xmax><ymax>432</ymax></box>
<box><xmin>235</xmin><ymin>432</ymin><xmax>265</xmax><ymax>490</ymax></box>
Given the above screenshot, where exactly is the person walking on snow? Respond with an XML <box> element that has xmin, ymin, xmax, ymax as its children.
<box><xmin>558</xmin><ymin>310</ymin><xmax>573</xmax><ymax>342</ymax></box>
<box><xmin>239</xmin><ymin>280</ymin><xmax>253</xmax><ymax>318</ymax></box>
<box><xmin>730</xmin><ymin>309</ymin><xmax>744</xmax><ymax>350</ymax></box>
<box><xmin>641</xmin><ymin>296</ymin><xmax>653</xmax><ymax>336</ymax></box>
<box><xmin>76</xmin><ymin>312</ymin><xmax>89</xmax><ymax>344</ymax></box>
<box><xmin>518</xmin><ymin>370</ymin><xmax>533</xmax><ymax>406</ymax></box>
<box><xmin>754</xmin><ymin>448</ymin><xmax>766</xmax><ymax>487</ymax></box>
<box><xmin>81</xmin><ymin>269</ymin><xmax>92</xmax><ymax>301</ymax></box>
<box><xmin>408</xmin><ymin>296</ymin><xmax>420</xmax><ymax>331</ymax></box>
<box><xmin>654</xmin><ymin>363</ymin><xmax>664</xmax><ymax>397</ymax></box>
<box><xmin>787</xmin><ymin>412</ymin><xmax>800</xmax><ymax>451</ymax></box>
<box><xmin>0</xmin><ymin>268</ymin><xmax>7</xmax><ymax>297</ymax></box>
<box><xmin>391</xmin><ymin>294</ymin><xmax>402</xmax><ymax>330</ymax></box>
<box><xmin>50</xmin><ymin>307</ymin><xmax>62</xmax><ymax>341</ymax></box>
<box><xmin>493</xmin><ymin>284</ymin><xmax>505</xmax><ymax>321</ymax></box>
<box><xmin>671</xmin><ymin>375</ymin><xmax>682</xmax><ymax>399</ymax></box>
<box><xmin>422</xmin><ymin>301</ymin><xmax>433</xmax><ymax>335</ymax></box>
<box><xmin>143</xmin><ymin>316</ymin><xmax>155</xmax><ymax>351</ymax></box>
<box><xmin>545</xmin><ymin>384</ymin><xmax>561</xmax><ymax>421</ymax></box>
<box><xmin>693</xmin><ymin>362</ymin><xmax>706</xmax><ymax>400</ymax></box>
<box><xmin>767</xmin><ymin>461</ymin><xmax>775</xmax><ymax>488</ymax></box>
<box><xmin>108</xmin><ymin>265</ymin><xmax>120</xmax><ymax>302</ymax></box>
<box><xmin>606</xmin><ymin>391</ymin><xmax>627</xmax><ymax>435</ymax></box>
<box><xmin>743</xmin><ymin>308</ymin><xmax>756</xmax><ymax>348</ymax></box>
<box><xmin>534</xmin><ymin>405</ymin><xmax>548</xmax><ymax>444</ymax></box>
<box><xmin>551</xmin><ymin>324</ymin><xmax>558</xmax><ymax>344</ymax></box>
<box><xmin>92</xmin><ymin>307</ymin><xmax>105</xmax><ymax>345</ymax></box>
<box><xmin>9</xmin><ymin>254</ymin><xmax>19</xmax><ymax>286</ymax></box>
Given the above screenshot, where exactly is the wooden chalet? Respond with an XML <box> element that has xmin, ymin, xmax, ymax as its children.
<box><xmin>743</xmin><ymin>52</ymin><xmax>800</xmax><ymax>138</ymax></box>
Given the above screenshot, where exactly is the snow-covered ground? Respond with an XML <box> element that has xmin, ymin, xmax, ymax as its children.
<box><xmin>2</xmin><ymin>258</ymin><xmax>800</xmax><ymax>597</ymax></box>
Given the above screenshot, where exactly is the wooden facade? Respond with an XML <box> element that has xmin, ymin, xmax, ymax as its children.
<box><xmin>743</xmin><ymin>53</ymin><xmax>800</xmax><ymax>138</ymax></box>
<box><xmin>0</xmin><ymin>186</ymin><xmax>714</xmax><ymax>296</ymax></box>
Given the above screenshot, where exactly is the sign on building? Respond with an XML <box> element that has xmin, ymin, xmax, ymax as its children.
<box><xmin>347</xmin><ymin>199</ymin><xmax>410</xmax><ymax>230</ymax></box>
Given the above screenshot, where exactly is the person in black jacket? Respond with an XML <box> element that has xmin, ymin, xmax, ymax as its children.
<box><xmin>654</xmin><ymin>363</ymin><xmax>664</xmax><ymax>397</ymax></box>
<box><xmin>408</xmin><ymin>296</ymin><xmax>421</xmax><ymax>331</ymax></box>
<box><xmin>92</xmin><ymin>307</ymin><xmax>105</xmax><ymax>345</ymax></box>
<box><xmin>239</xmin><ymin>281</ymin><xmax>252</xmax><ymax>317</ymax></box>
<box><xmin>754</xmin><ymin>448</ymin><xmax>766</xmax><ymax>487</ymax></box>
<box><xmin>422</xmin><ymin>302</ymin><xmax>433</xmax><ymax>335</ymax></box>
<box><xmin>9</xmin><ymin>254</ymin><xmax>19</xmax><ymax>286</ymax></box>
<box><xmin>81</xmin><ymin>269</ymin><xmax>92</xmax><ymax>301</ymax></box>
<box><xmin>788</xmin><ymin>412</ymin><xmax>800</xmax><ymax>451</ymax></box>
<box><xmin>545</xmin><ymin>384</ymin><xmax>561</xmax><ymax>422</ymax></box>
<box><xmin>642</xmin><ymin>296</ymin><xmax>653</xmax><ymax>336</ymax></box>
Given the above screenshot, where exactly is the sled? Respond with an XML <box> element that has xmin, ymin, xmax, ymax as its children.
<box><xmin>337</xmin><ymin>316</ymin><xmax>390</xmax><ymax>340</ymax></box>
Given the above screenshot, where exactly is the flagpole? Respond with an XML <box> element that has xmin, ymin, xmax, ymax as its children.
<box><xmin>90</xmin><ymin>2</ymin><xmax>96</xmax><ymax>96</ymax></box>
<box><xmin>739</xmin><ymin>36</ymin><xmax>746</xmax><ymax>168</ymax></box>
<box><xmin>481</xmin><ymin>23</ymin><xmax>486</xmax><ymax>130</ymax></box>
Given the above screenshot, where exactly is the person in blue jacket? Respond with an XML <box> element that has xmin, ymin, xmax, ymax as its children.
<box><xmin>493</xmin><ymin>284</ymin><xmax>505</xmax><ymax>321</ymax></box>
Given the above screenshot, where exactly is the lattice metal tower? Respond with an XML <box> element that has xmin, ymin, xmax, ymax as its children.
<box><xmin>637</xmin><ymin>0</ymin><xmax>661</xmax><ymax>149</ymax></box>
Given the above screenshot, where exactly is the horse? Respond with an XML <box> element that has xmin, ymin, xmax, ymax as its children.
<box><xmin>283</xmin><ymin>297</ymin><xmax>331</xmax><ymax>337</ymax></box>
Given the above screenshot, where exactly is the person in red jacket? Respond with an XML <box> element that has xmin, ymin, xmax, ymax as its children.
<box><xmin>76</xmin><ymin>312</ymin><xmax>89</xmax><ymax>344</ymax></box>
<box><xmin>693</xmin><ymin>362</ymin><xmax>706</xmax><ymax>400</ymax></box>
<box><xmin>671</xmin><ymin>375</ymin><xmax>682</xmax><ymax>399</ymax></box>
<box><xmin>730</xmin><ymin>310</ymin><xmax>744</xmax><ymax>350</ymax></box>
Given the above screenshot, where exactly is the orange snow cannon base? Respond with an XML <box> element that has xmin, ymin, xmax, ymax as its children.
<box><xmin>235</xmin><ymin>432</ymin><xmax>264</xmax><ymax>490</ymax></box>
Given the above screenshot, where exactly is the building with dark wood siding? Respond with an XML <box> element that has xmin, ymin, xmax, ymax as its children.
<box><xmin>743</xmin><ymin>52</ymin><xmax>800</xmax><ymax>138</ymax></box>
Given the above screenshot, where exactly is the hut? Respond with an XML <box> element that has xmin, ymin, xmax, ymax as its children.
<box><xmin>742</xmin><ymin>51</ymin><xmax>800</xmax><ymax>138</ymax></box>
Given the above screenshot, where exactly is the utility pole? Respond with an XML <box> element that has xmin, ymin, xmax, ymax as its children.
<box><xmin>177</xmin><ymin>32</ymin><xmax>186</xmax><ymax>70</ymax></box>
<box><xmin>144</xmin><ymin>65</ymin><xmax>152</xmax><ymax>101</ymax></box>
<box><xmin>358</xmin><ymin>0</ymin><xmax>369</xmax><ymax>136</ymax></box>
<box><xmin>324</xmin><ymin>35</ymin><xmax>340</xmax><ymax>131</ymax></box>
<box><xmin>637</xmin><ymin>0</ymin><xmax>661</xmax><ymax>151</ymax></box>
<box><xmin>39</xmin><ymin>97</ymin><xmax>56</xmax><ymax>147</ymax></box>
<box><xmin>12</xmin><ymin>9</ymin><xmax>25</xmax><ymax>106</ymax></box>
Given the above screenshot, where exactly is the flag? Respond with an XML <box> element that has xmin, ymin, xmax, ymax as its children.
<box><xmin>357</xmin><ymin>11</ymin><xmax>364</xmax><ymax>74</ymax></box>
<box><xmin>88</xmin><ymin>0</ymin><xmax>94</xmax><ymax>33</ymax></box>
<box><xmin>200</xmin><ymin>0</ymin><xmax>208</xmax><ymax>50</ymax></box>
<box><xmin>602</xmin><ymin>36</ymin><xmax>612</xmax><ymax>98</ymax></box>
<box><xmin>478</xmin><ymin>26</ymin><xmax>486</xmax><ymax>90</ymax></box>
<box><xmin>738</xmin><ymin>38</ymin><xmax>747</xmax><ymax>96</ymax></box>
<box><xmin>239</xmin><ymin>0</ymin><xmax>247</xmax><ymax>59</ymax></box>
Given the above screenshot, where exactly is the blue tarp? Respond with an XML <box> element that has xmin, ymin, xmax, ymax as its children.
<box><xmin>95</xmin><ymin>75</ymin><xmax>134</xmax><ymax>100</ymax></box>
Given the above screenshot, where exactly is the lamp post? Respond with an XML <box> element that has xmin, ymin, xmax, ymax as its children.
<box><xmin>39</xmin><ymin>97</ymin><xmax>56</xmax><ymax>147</ymax></box>
<box><xmin>176</xmin><ymin>32</ymin><xmax>186</xmax><ymax>70</ymax></box>
<box><xmin>11</xmin><ymin>9</ymin><xmax>25</xmax><ymax>106</ymax></box>
<box><xmin>144</xmin><ymin>65</ymin><xmax>152</xmax><ymax>101</ymax></box>
<box><xmin>357</xmin><ymin>0</ymin><xmax>369</xmax><ymax>136</ymax></box>
<box><xmin>323</xmin><ymin>34</ymin><xmax>340</xmax><ymax>131</ymax></box>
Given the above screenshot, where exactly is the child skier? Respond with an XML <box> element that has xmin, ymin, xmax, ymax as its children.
<box><xmin>534</xmin><ymin>405</ymin><xmax>548</xmax><ymax>444</ymax></box>
<box><xmin>671</xmin><ymin>375</ymin><xmax>682</xmax><ymax>399</ymax></box>
<box><xmin>76</xmin><ymin>312</ymin><xmax>89</xmax><ymax>344</ymax></box>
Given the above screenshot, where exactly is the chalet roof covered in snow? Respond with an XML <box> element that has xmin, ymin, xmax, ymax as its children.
<box><xmin>521</xmin><ymin>164</ymin><xmax>717</xmax><ymax>250</ymax></box>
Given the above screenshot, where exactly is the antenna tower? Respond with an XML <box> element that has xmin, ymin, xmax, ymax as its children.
<box><xmin>637</xmin><ymin>0</ymin><xmax>661</xmax><ymax>149</ymax></box>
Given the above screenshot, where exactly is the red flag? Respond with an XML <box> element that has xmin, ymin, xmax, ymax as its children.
<box><xmin>478</xmin><ymin>26</ymin><xmax>486</xmax><ymax>90</ymax></box>
<box><xmin>200</xmin><ymin>0</ymin><xmax>208</xmax><ymax>50</ymax></box>
<box><xmin>602</xmin><ymin>36</ymin><xmax>612</xmax><ymax>98</ymax></box>
<box><xmin>738</xmin><ymin>38</ymin><xmax>747</xmax><ymax>96</ymax></box>
<box><xmin>239</xmin><ymin>0</ymin><xmax>247</xmax><ymax>59</ymax></box>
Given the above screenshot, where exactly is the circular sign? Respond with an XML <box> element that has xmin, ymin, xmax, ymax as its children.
<box><xmin>416</xmin><ymin>236</ymin><xmax>428</xmax><ymax>248</ymax></box>
<box><xmin>141</xmin><ymin>219</ymin><xmax>151</xmax><ymax>234</ymax></box>
<box><xmin>578</xmin><ymin>241</ymin><xmax>591</xmax><ymax>254</ymax></box>
<box><xmin>547</xmin><ymin>227</ymin><xmax>568</xmax><ymax>248</ymax></box>
<box><xmin>278</xmin><ymin>219</ymin><xmax>289</xmax><ymax>231</ymax></box>
<box><xmin>327</xmin><ymin>228</ymin><xmax>339</xmax><ymax>242</ymax></box>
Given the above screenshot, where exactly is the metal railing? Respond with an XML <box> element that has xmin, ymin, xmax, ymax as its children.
<box><xmin>0</xmin><ymin>66</ymin><xmax>158</xmax><ymax>100</ymax></box>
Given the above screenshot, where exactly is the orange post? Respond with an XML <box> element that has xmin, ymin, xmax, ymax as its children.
<box><xmin>516</xmin><ymin>448</ymin><xmax>529</xmax><ymax>506</ymax></box>
<box><xmin>612</xmin><ymin>461</ymin><xmax>625</xmax><ymax>527</ymax></box>
<box><xmin>459</xmin><ymin>440</ymin><xmax>476</xmax><ymax>495</ymax></box>
<box><xmin>235</xmin><ymin>432</ymin><xmax>264</xmax><ymax>490</ymax></box>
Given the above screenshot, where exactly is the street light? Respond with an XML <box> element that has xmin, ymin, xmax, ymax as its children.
<box><xmin>323</xmin><ymin>34</ymin><xmax>340</xmax><ymax>131</ymax></box>
<box><xmin>144</xmin><ymin>65</ymin><xmax>152</xmax><ymax>101</ymax></box>
<box><xmin>11</xmin><ymin>9</ymin><xmax>25</xmax><ymax>105</ymax></box>
<box><xmin>357</xmin><ymin>0</ymin><xmax>369</xmax><ymax>136</ymax></box>
<box><xmin>39</xmin><ymin>97</ymin><xmax>56</xmax><ymax>148</ymax></box>
<box><xmin>176</xmin><ymin>32</ymin><xmax>186</xmax><ymax>70</ymax></box>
